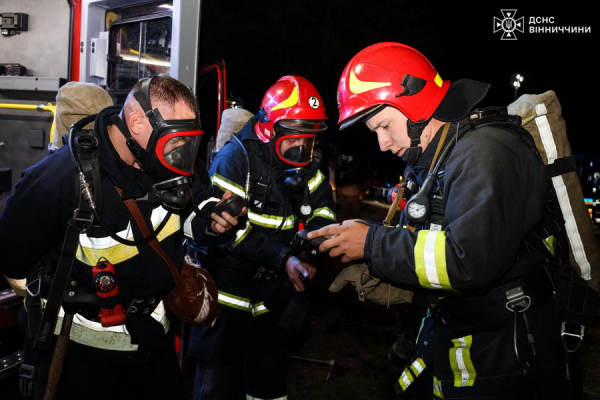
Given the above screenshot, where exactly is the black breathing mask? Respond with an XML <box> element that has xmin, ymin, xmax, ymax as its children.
<box><xmin>284</xmin><ymin>167</ymin><xmax>307</xmax><ymax>191</ymax></box>
<box><xmin>111</xmin><ymin>77</ymin><xmax>203</xmax><ymax>210</ymax></box>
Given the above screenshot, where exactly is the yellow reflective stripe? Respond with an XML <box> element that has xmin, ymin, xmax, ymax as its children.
<box><xmin>248</xmin><ymin>211</ymin><xmax>296</xmax><ymax>230</ymax></box>
<box><xmin>398</xmin><ymin>368</ymin><xmax>414</xmax><ymax>391</ymax></box>
<box><xmin>211</xmin><ymin>174</ymin><xmax>246</xmax><ymax>198</ymax></box>
<box><xmin>77</xmin><ymin>224</ymin><xmax>138</xmax><ymax>266</ymax></box>
<box><xmin>252</xmin><ymin>302</ymin><xmax>268</xmax><ymax>316</ymax></box>
<box><xmin>218</xmin><ymin>291</ymin><xmax>252</xmax><ymax>311</ymax></box>
<box><xmin>76</xmin><ymin>209</ymin><xmax>180</xmax><ymax>266</ymax></box>
<box><xmin>414</xmin><ymin>230</ymin><xmax>452</xmax><ymax>290</ymax></box>
<box><xmin>307</xmin><ymin>207</ymin><xmax>336</xmax><ymax>223</ymax></box>
<box><xmin>409</xmin><ymin>357</ymin><xmax>426</xmax><ymax>376</ymax></box>
<box><xmin>271</xmin><ymin>86</ymin><xmax>298</xmax><ymax>111</ymax></box>
<box><xmin>307</xmin><ymin>170</ymin><xmax>325</xmax><ymax>193</ymax></box>
<box><xmin>433</xmin><ymin>376</ymin><xmax>444</xmax><ymax>398</ymax></box>
<box><xmin>397</xmin><ymin>357</ymin><xmax>426</xmax><ymax>391</ymax></box>
<box><xmin>434</xmin><ymin>73</ymin><xmax>444</xmax><ymax>88</ymax></box>
<box><xmin>155</xmin><ymin>213</ymin><xmax>181</xmax><ymax>242</ymax></box>
<box><xmin>349</xmin><ymin>70</ymin><xmax>391</xmax><ymax>94</ymax></box>
<box><xmin>231</xmin><ymin>220</ymin><xmax>252</xmax><ymax>248</ymax></box>
<box><xmin>449</xmin><ymin>335</ymin><xmax>476</xmax><ymax>387</ymax></box>
<box><xmin>544</xmin><ymin>234</ymin><xmax>555</xmax><ymax>256</ymax></box>
<box><xmin>217</xmin><ymin>291</ymin><xmax>270</xmax><ymax>316</ymax></box>
<box><xmin>184</xmin><ymin>197</ymin><xmax>220</xmax><ymax>240</ymax></box>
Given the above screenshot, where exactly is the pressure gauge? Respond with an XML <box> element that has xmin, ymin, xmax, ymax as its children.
<box><xmin>405</xmin><ymin>201</ymin><xmax>427</xmax><ymax>221</ymax></box>
<box><xmin>403</xmin><ymin>173</ymin><xmax>436</xmax><ymax>224</ymax></box>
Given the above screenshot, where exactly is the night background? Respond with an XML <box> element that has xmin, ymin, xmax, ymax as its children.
<box><xmin>196</xmin><ymin>0</ymin><xmax>598</xmax><ymax>188</ymax></box>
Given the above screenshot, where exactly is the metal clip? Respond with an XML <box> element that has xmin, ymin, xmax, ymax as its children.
<box><xmin>560</xmin><ymin>321</ymin><xmax>585</xmax><ymax>353</ymax></box>
<box><xmin>505</xmin><ymin>286</ymin><xmax>531</xmax><ymax>312</ymax></box>
<box><xmin>69</xmin><ymin>208</ymin><xmax>94</xmax><ymax>233</ymax></box>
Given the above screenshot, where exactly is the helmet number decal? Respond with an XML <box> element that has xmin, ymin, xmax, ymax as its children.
<box><xmin>309</xmin><ymin>96</ymin><xmax>320</xmax><ymax>109</ymax></box>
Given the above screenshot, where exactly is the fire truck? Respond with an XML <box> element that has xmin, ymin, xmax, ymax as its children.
<box><xmin>0</xmin><ymin>0</ymin><xmax>229</xmax><ymax>381</ymax></box>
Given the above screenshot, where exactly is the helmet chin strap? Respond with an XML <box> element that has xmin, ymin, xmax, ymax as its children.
<box><xmin>402</xmin><ymin>118</ymin><xmax>430</xmax><ymax>166</ymax></box>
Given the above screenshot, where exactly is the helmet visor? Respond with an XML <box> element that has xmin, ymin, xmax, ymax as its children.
<box><xmin>156</xmin><ymin>129</ymin><xmax>203</xmax><ymax>175</ymax></box>
<box><xmin>275</xmin><ymin>132</ymin><xmax>316</xmax><ymax>166</ymax></box>
<box><xmin>277</xmin><ymin>119</ymin><xmax>328</xmax><ymax>133</ymax></box>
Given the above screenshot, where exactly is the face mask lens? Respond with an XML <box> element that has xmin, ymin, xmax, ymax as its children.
<box><xmin>277</xmin><ymin>135</ymin><xmax>315</xmax><ymax>166</ymax></box>
<box><xmin>159</xmin><ymin>133</ymin><xmax>202</xmax><ymax>174</ymax></box>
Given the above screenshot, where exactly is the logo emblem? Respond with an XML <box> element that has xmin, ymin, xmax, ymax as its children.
<box><xmin>309</xmin><ymin>96</ymin><xmax>320</xmax><ymax>109</ymax></box>
<box><xmin>493</xmin><ymin>9</ymin><xmax>524</xmax><ymax>40</ymax></box>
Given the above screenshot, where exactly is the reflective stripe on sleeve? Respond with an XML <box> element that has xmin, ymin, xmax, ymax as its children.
<box><xmin>211</xmin><ymin>174</ymin><xmax>246</xmax><ymax>198</ymax></box>
<box><xmin>231</xmin><ymin>220</ymin><xmax>252</xmax><ymax>248</ymax></box>
<box><xmin>449</xmin><ymin>335</ymin><xmax>476</xmax><ymax>387</ymax></box>
<box><xmin>217</xmin><ymin>291</ymin><xmax>270</xmax><ymax>316</ymax></box>
<box><xmin>397</xmin><ymin>357</ymin><xmax>426</xmax><ymax>391</ymax></box>
<box><xmin>433</xmin><ymin>376</ymin><xmax>444</xmax><ymax>398</ymax></box>
<box><xmin>184</xmin><ymin>197</ymin><xmax>220</xmax><ymax>240</ymax></box>
<box><xmin>307</xmin><ymin>207</ymin><xmax>336</xmax><ymax>223</ymax></box>
<box><xmin>248</xmin><ymin>211</ymin><xmax>296</xmax><ymax>230</ymax></box>
<box><xmin>414</xmin><ymin>230</ymin><xmax>452</xmax><ymax>290</ymax></box>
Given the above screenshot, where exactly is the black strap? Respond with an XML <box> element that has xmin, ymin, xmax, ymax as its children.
<box><xmin>545</xmin><ymin>155</ymin><xmax>576</xmax><ymax>178</ymax></box>
<box><xmin>33</xmin><ymin>214</ymin><xmax>88</xmax><ymax>352</ymax></box>
<box><xmin>437</xmin><ymin>265</ymin><xmax>554</xmax><ymax>326</ymax></box>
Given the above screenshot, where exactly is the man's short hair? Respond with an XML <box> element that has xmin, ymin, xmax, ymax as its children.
<box><xmin>131</xmin><ymin>75</ymin><xmax>199</xmax><ymax>117</ymax></box>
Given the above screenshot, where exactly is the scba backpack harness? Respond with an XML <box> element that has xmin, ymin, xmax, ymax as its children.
<box><xmin>392</xmin><ymin>97</ymin><xmax>598</xmax><ymax>395</ymax></box>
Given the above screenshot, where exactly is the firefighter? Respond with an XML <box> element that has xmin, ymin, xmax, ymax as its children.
<box><xmin>0</xmin><ymin>76</ymin><xmax>241</xmax><ymax>400</ymax></box>
<box><xmin>188</xmin><ymin>75</ymin><xmax>336</xmax><ymax>400</ymax></box>
<box><xmin>308</xmin><ymin>42</ymin><xmax>580</xmax><ymax>399</ymax></box>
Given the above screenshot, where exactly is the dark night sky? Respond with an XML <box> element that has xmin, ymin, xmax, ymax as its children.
<box><xmin>197</xmin><ymin>1</ymin><xmax>598</xmax><ymax>181</ymax></box>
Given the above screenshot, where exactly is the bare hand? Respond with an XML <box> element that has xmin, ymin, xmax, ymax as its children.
<box><xmin>308</xmin><ymin>219</ymin><xmax>370</xmax><ymax>263</ymax></box>
<box><xmin>210</xmin><ymin>190</ymin><xmax>248</xmax><ymax>234</ymax></box>
<box><xmin>285</xmin><ymin>255</ymin><xmax>316</xmax><ymax>292</ymax></box>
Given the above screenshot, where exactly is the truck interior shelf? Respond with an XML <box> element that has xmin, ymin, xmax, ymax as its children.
<box><xmin>0</xmin><ymin>76</ymin><xmax>66</xmax><ymax>92</ymax></box>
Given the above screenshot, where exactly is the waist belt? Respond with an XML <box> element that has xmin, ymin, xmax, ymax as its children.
<box><xmin>221</xmin><ymin>253</ymin><xmax>280</xmax><ymax>281</ymax></box>
<box><xmin>435</xmin><ymin>265</ymin><xmax>554</xmax><ymax>326</ymax></box>
<box><xmin>73</xmin><ymin>293</ymin><xmax>164</xmax><ymax>322</ymax></box>
<box><xmin>52</xmin><ymin>301</ymin><xmax>169</xmax><ymax>351</ymax></box>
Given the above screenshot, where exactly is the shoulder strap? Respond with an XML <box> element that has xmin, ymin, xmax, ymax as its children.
<box><xmin>69</xmin><ymin>114</ymin><xmax>103</xmax><ymax>216</ymax></box>
<box><xmin>120</xmin><ymin>193</ymin><xmax>182</xmax><ymax>289</ymax></box>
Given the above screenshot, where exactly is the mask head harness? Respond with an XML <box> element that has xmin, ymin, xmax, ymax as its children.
<box><xmin>111</xmin><ymin>77</ymin><xmax>203</xmax><ymax>209</ymax></box>
<box><xmin>359</xmin><ymin>74</ymin><xmax>431</xmax><ymax>167</ymax></box>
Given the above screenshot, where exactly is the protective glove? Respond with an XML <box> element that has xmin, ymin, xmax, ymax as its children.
<box><xmin>329</xmin><ymin>262</ymin><xmax>413</xmax><ymax>306</ymax></box>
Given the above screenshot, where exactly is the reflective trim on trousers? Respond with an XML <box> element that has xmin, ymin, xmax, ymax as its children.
<box><xmin>449</xmin><ymin>335</ymin><xmax>476</xmax><ymax>387</ymax></box>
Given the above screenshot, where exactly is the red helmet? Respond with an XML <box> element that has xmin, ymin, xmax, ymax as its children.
<box><xmin>255</xmin><ymin>75</ymin><xmax>327</xmax><ymax>143</ymax></box>
<box><xmin>336</xmin><ymin>42</ymin><xmax>450</xmax><ymax>129</ymax></box>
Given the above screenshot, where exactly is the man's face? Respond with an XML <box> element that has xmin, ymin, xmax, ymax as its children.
<box><xmin>275</xmin><ymin>133</ymin><xmax>316</xmax><ymax>166</ymax></box>
<box><xmin>279</xmin><ymin>136</ymin><xmax>312</xmax><ymax>155</ymax></box>
<box><xmin>365</xmin><ymin>106</ymin><xmax>412</xmax><ymax>157</ymax></box>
